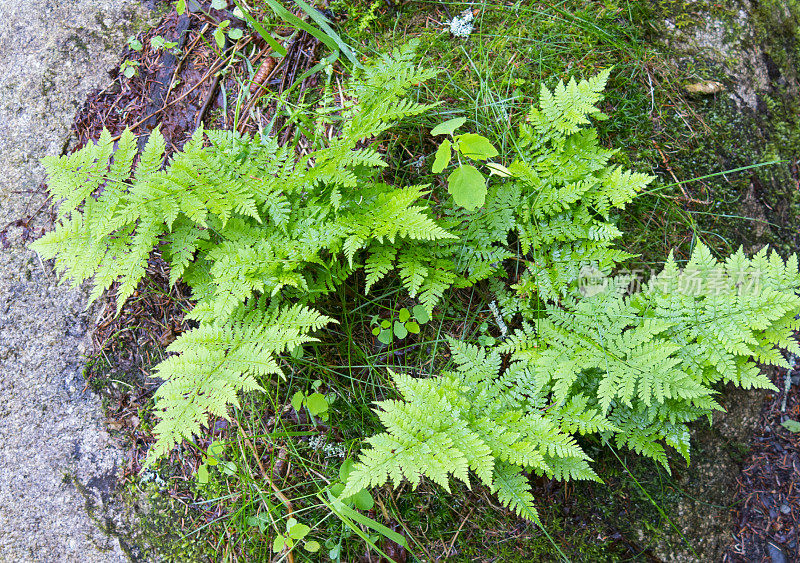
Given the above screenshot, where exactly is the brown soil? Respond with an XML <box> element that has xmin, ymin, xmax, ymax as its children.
<box><xmin>725</xmin><ymin>366</ymin><xmax>800</xmax><ymax>562</ymax></box>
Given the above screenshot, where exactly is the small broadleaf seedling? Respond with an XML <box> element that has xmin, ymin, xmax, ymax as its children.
<box><xmin>430</xmin><ymin>119</ymin><xmax>501</xmax><ymax>210</ymax></box>
<box><xmin>370</xmin><ymin>305</ymin><xmax>429</xmax><ymax>345</ymax></box>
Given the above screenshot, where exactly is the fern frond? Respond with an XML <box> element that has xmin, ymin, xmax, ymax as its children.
<box><xmin>146</xmin><ymin>302</ymin><xmax>333</xmax><ymax>465</ymax></box>
<box><xmin>364</xmin><ymin>244</ymin><xmax>398</xmax><ymax>294</ymax></box>
<box><xmin>491</xmin><ymin>463</ymin><xmax>540</xmax><ymax>522</ymax></box>
<box><xmin>531</xmin><ymin>67</ymin><xmax>611</xmax><ymax>136</ymax></box>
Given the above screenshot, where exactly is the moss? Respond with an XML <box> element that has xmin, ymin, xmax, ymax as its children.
<box><xmin>64</xmin><ymin>31</ymin><xmax>90</xmax><ymax>54</ymax></box>
<box><xmin>40</xmin><ymin>68</ymin><xmax>56</xmax><ymax>96</ymax></box>
<box><xmin>117</xmin><ymin>481</ymin><xmax>212</xmax><ymax>562</ymax></box>
<box><xmin>680</xmin><ymin>6</ymin><xmax>800</xmax><ymax>254</ymax></box>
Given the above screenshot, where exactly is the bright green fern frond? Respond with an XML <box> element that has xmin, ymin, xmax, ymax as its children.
<box><xmin>364</xmin><ymin>244</ymin><xmax>398</xmax><ymax>294</ymax></box>
<box><xmin>145</xmin><ymin>301</ymin><xmax>332</xmax><ymax>465</ymax></box>
<box><xmin>491</xmin><ymin>463</ymin><xmax>540</xmax><ymax>522</ymax></box>
<box><xmin>532</xmin><ymin>67</ymin><xmax>611</xmax><ymax>136</ymax></box>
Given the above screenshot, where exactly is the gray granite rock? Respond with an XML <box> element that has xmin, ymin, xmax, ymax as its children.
<box><xmin>0</xmin><ymin>1</ymin><xmax>147</xmax><ymax>561</ymax></box>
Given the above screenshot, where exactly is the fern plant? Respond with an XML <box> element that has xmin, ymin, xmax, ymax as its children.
<box><xmin>340</xmin><ymin>338</ymin><xmax>604</xmax><ymax>522</ymax></box>
<box><xmin>343</xmin><ymin>73</ymin><xmax>800</xmax><ymax>520</ymax></box>
<box><xmin>345</xmin><ymin>246</ymin><xmax>800</xmax><ymax>521</ymax></box>
<box><xmin>33</xmin><ymin>42</ymin><xmax>463</xmax><ymax>463</ymax></box>
<box><xmin>33</xmin><ymin>39</ymin><xmax>800</xmax><ymax>526</ymax></box>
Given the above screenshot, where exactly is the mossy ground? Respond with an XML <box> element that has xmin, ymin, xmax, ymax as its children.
<box><xmin>76</xmin><ymin>0</ymin><xmax>800</xmax><ymax>561</ymax></box>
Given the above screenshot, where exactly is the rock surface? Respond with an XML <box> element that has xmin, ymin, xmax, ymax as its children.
<box><xmin>0</xmin><ymin>1</ymin><xmax>146</xmax><ymax>560</ymax></box>
<box><xmin>643</xmin><ymin>2</ymin><xmax>800</xmax><ymax>560</ymax></box>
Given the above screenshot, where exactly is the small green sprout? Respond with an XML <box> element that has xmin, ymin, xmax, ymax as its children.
<box><xmin>370</xmin><ymin>304</ymin><xmax>429</xmax><ymax>345</ymax></box>
<box><xmin>430</xmin><ymin>118</ymin><xmax>510</xmax><ymax>210</ymax></box>
<box><xmin>120</xmin><ymin>59</ymin><xmax>140</xmax><ymax>79</ymax></box>
<box><xmin>196</xmin><ymin>440</ymin><xmax>224</xmax><ymax>484</ymax></box>
<box><xmin>291</xmin><ymin>380</ymin><xmax>330</xmax><ymax>421</ymax></box>
<box><xmin>213</xmin><ymin>19</ymin><xmax>244</xmax><ymax>48</ymax></box>
<box><xmin>127</xmin><ymin>36</ymin><xmax>143</xmax><ymax>51</ymax></box>
<box><xmin>272</xmin><ymin>517</ymin><xmax>317</xmax><ymax>553</ymax></box>
<box><xmin>150</xmin><ymin>35</ymin><xmax>179</xmax><ymax>51</ymax></box>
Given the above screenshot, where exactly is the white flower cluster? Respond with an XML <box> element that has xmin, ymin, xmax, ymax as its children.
<box><xmin>307</xmin><ymin>434</ymin><xmax>347</xmax><ymax>458</ymax></box>
<box><xmin>140</xmin><ymin>468</ymin><xmax>167</xmax><ymax>488</ymax></box>
<box><xmin>447</xmin><ymin>9</ymin><xmax>475</xmax><ymax>38</ymax></box>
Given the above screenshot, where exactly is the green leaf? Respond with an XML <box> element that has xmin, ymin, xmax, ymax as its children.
<box><xmin>324</xmin><ymin>491</ymin><xmax>409</xmax><ymax>548</ymax></box>
<box><xmin>232</xmin><ymin>0</ymin><xmax>287</xmax><ymax>56</ymax></box>
<box><xmin>175</xmin><ymin>0</ymin><xmax>186</xmax><ymax>15</ymax></box>
<box><xmin>406</xmin><ymin>321</ymin><xmax>420</xmax><ymax>334</ymax></box>
<box><xmin>455</xmin><ymin>133</ymin><xmax>499</xmax><ymax>161</ymax></box>
<box><xmin>295</xmin><ymin>0</ymin><xmax>359</xmax><ymax>65</ymax></box>
<box><xmin>412</xmin><ymin>304</ymin><xmax>430</xmax><ymax>324</ymax></box>
<box><xmin>447</xmin><ymin>165</ymin><xmax>487</xmax><ymax>211</ymax></box>
<box><xmin>272</xmin><ymin>534</ymin><xmax>286</xmax><ymax>553</ymax></box>
<box><xmin>211</xmin><ymin>0</ymin><xmax>227</xmax><ymax>8</ymax></box>
<box><xmin>394</xmin><ymin>321</ymin><xmax>408</xmax><ymax>339</ymax></box>
<box><xmin>151</xmin><ymin>36</ymin><xmax>164</xmax><ymax>49</ymax></box>
<box><xmin>247</xmin><ymin>514</ymin><xmax>267</xmax><ymax>530</ymax></box>
<box><xmin>196</xmin><ymin>464</ymin><xmax>209</xmax><ymax>484</ymax></box>
<box><xmin>352</xmin><ymin>489</ymin><xmax>375</xmax><ymax>511</ymax></box>
<box><xmin>431</xmin><ymin>117</ymin><xmax>466</xmax><ymax>136</ymax></box>
<box><xmin>128</xmin><ymin>36</ymin><xmax>143</xmax><ymax>51</ymax></box>
<box><xmin>306</xmin><ymin>393</ymin><xmax>329</xmax><ymax>416</ymax></box>
<box><xmin>262</xmin><ymin>0</ymin><xmax>358</xmax><ymax>66</ymax></box>
<box><xmin>228</xmin><ymin>28</ymin><xmax>244</xmax><ymax>41</ymax></box>
<box><xmin>289</xmin><ymin>522</ymin><xmax>311</xmax><ymax>540</ymax></box>
<box><xmin>478</xmin><ymin>335</ymin><xmax>496</xmax><ymax>346</ymax></box>
<box><xmin>782</xmin><ymin>419</ymin><xmax>800</xmax><ymax>433</ymax></box>
<box><xmin>330</xmin><ymin>482</ymin><xmax>345</xmax><ymax>497</ymax></box>
<box><xmin>432</xmin><ymin>140</ymin><xmax>452</xmax><ymax>173</ymax></box>
<box><xmin>371</xmin><ymin>326</ymin><xmax>380</xmax><ymax>336</ymax></box>
<box><xmin>213</xmin><ymin>23</ymin><xmax>228</xmax><ymax>48</ymax></box>
<box><xmin>291</xmin><ymin>391</ymin><xmax>305</xmax><ymax>412</ymax></box>
<box><xmin>380</xmin><ymin>320</ymin><xmax>391</xmax><ymax>329</ymax></box>
<box><xmin>398</xmin><ymin>308</ymin><xmax>411</xmax><ymax>323</ymax></box>
<box><xmin>304</xmin><ymin>540</ymin><xmax>321</xmax><ymax>553</ymax></box>
<box><xmin>486</xmin><ymin>162</ymin><xmax>512</xmax><ymax>177</ymax></box>
<box><xmin>207</xmin><ymin>440</ymin><xmax>224</xmax><ymax>459</ymax></box>
<box><xmin>378</xmin><ymin>329</ymin><xmax>392</xmax><ymax>345</ymax></box>
<box><xmin>339</xmin><ymin>459</ymin><xmax>356</xmax><ymax>482</ymax></box>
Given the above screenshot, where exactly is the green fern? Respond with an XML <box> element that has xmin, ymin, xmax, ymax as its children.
<box><xmin>348</xmin><ymin>244</ymin><xmax>800</xmax><ymax>517</ymax></box>
<box><xmin>32</xmin><ymin>42</ymin><xmax>458</xmax><ymax>465</ymax></box>
<box><xmin>344</xmin><ymin>71</ymin><xmax>800</xmax><ymax>522</ymax></box>
<box><xmin>342</xmin><ymin>339</ymin><xmax>599</xmax><ymax>520</ymax></box>
<box><xmin>33</xmin><ymin>49</ymin><xmax>800</xmax><ymax>530</ymax></box>
<box><xmin>149</xmin><ymin>300</ymin><xmax>333</xmax><ymax>461</ymax></box>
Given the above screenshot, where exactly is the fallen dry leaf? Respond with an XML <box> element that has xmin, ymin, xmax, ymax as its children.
<box><xmin>684</xmin><ymin>80</ymin><xmax>725</xmax><ymax>95</ymax></box>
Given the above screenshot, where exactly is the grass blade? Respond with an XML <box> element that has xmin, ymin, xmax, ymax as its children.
<box><xmin>262</xmin><ymin>0</ymin><xmax>359</xmax><ymax>67</ymax></box>
<box><xmin>233</xmin><ymin>0</ymin><xmax>287</xmax><ymax>57</ymax></box>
